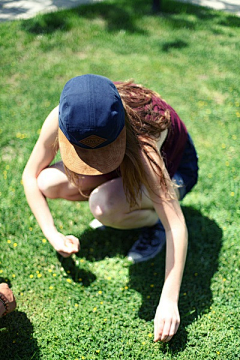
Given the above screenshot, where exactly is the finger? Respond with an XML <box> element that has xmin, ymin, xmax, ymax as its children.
<box><xmin>161</xmin><ymin>320</ymin><xmax>172</xmax><ymax>342</ymax></box>
<box><xmin>58</xmin><ymin>251</ymin><xmax>71</xmax><ymax>258</ymax></box>
<box><xmin>163</xmin><ymin>319</ymin><xmax>180</xmax><ymax>342</ymax></box>
<box><xmin>66</xmin><ymin>235</ymin><xmax>79</xmax><ymax>242</ymax></box>
<box><xmin>66</xmin><ymin>236</ymin><xmax>80</xmax><ymax>251</ymax></box>
<box><xmin>154</xmin><ymin>319</ymin><xmax>164</xmax><ymax>342</ymax></box>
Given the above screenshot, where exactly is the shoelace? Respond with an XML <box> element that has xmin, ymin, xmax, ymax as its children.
<box><xmin>136</xmin><ymin>226</ymin><xmax>160</xmax><ymax>250</ymax></box>
<box><xmin>136</xmin><ymin>223</ymin><xmax>163</xmax><ymax>250</ymax></box>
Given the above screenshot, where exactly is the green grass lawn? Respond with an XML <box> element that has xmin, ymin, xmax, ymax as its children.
<box><xmin>0</xmin><ymin>0</ymin><xmax>239</xmax><ymax>358</ymax></box>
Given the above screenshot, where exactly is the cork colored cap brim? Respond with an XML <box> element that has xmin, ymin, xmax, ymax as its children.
<box><xmin>58</xmin><ymin>127</ymin><xmax>126</xmax><ymax>175</ymax></box>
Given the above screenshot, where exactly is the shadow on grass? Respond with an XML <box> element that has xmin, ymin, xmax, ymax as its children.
<box><xmin>128</xmin><ymin>206</ymin><xmax>223</xmax><ymax>353</ymax></box>
<box><xmin>0</xmin><ymin>279</ymin><xmax>39</xmax><ymax>358</ymax></box>
<box><xmin>0</xmin><ymin>310</ymin><xmax>40</xmax><ymax>360</ymax></box>
<box><xmin>57</xmin><ymin>253</ymin><xmax>97</xmax><ymax>286</ymax></box>
<box><xmin>161</xmin><ymin>39</ymin><xmax>188</xmax><ymax>52</ymax></box>
<box><xmin>57</xmin><ymin>205</ymin><xmax>222</xmax><ymax>352</ymax></box>
<box><xmin>20</xmin><ymin>0</ymin><xmax>240</xmax><ymax>36</ymax></box>
<box><xmin>57</xmin><ymin>227</ymin><xmax>137</xmax><ymax>285</ymax></box>
<box><xmin>20</xmin><ymin>11</ymin><xmax>71</xmax><ymax>34</ymax></box>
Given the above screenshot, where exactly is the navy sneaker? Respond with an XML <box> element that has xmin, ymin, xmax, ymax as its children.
<box><xmin>127</xmin><ymin>220</ymin><xmax>166</xmax><ymax>263</ymax></box>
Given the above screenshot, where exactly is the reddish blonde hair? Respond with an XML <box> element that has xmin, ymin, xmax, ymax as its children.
<box><xmin>115</xmin><ymin>81</ymin><xmax>171</xmax><ymax>206</ymax></box>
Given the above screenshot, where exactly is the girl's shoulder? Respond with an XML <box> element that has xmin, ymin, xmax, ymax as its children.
<box><xmin>38</xmin><ymin>106</ymin><xmax>59</xmax><ymax>147</ymax></box>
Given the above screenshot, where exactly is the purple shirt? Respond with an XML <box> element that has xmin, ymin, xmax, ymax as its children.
<box><xmin>141</xmin><ymin>95</ymin><xmax>188</xmax><ymax>178</ymax></box>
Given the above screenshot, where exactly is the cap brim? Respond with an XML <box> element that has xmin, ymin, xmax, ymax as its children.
<box><xmin>58</xmin><ymin>127</ymin><xmax>126</xmax><ymax>175</ymax></box>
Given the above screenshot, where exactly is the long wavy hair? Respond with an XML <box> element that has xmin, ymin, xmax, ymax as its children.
<box><xmin>115</xmin><ymin>81</ymin><xmax>171</xmax><ymax>206</ymax></box>
<box><xmin>63</xmin><ymin>81</ymin><xmax>172</xmax><ymax>206</ymax></box>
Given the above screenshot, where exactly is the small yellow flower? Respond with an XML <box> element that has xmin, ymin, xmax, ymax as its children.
<box><xmin>48</xmin><ymin>269</ymin><xmax>53</xmax><ymax>273</ymax></box>
<box><xmin>225</xmin><ymin>161</ymin><xmax>229</xmax><ymax>166</ymax></box>
<box><xmin>37</xmin><ymin>274</ymin><xmax>42</xmax><ymax>278</ymax></box>
<box><xmin>78</xmin><ymin>278</ymin><xmax>82</xmax><ymax>281</ymax></box>
<box><xmin>80</xmin><ymin>259</ymin><xmax>85</xmax><ymax>263</ymax></box>
<box><xmin>148</xmin><ymin>333</ymin><xmax>153</xmax><ymax>338</ymax></box>
<box><xmin>29</xmin><ymin>227</ymin><xmax>33</xmax><ymax>231</ymax></box>
<box><xmin>7</xmin><ymin>240</ymin><xmax>11</xmax><ymax>244</ymax></box>
<box><xmin>104</xmin><ymin>318</ymin><xmax>107</xmax><ymax>322</ymax></box>
<box><xmin>13</xmin><ymin>243</ymin><xmax>17</xmax><ymax>247</ymax></box>
<box><xmin>107</xmin><ymin>276</ymin><xmax>111</xmax><ymax>280</ymax></box>
<box><xmin>75</xmin><ymin>304</ymin><xmax>79</xmax><ymax>307</ymax></box>
<box><xmin>230</xmin><ymin>192</ymin><xmax>235</xmax><ymax>197</ymax></box>
<box><xmin>142</xmin><ymin>341</ymin><xmax>146</xmax><ymax>345</ymax></box>
<box><xmin>53</xmin><ymin>273</ymin><xmax>57</xmax><ymax>277</ymax></box>
<box><xmin>221</xmin><ymin>143</ymin><xmax>226</xmax><ymax>149</ymax></box>
<box><xmin>12</xmin><ymin>274</ymin><xmax>16</xmax><ymax>278</ymax></box>
<box><xmin>98</xmin><ymin>290</ymin><xmax>102</xmax><ymax>295</ymax></box>
<box><xmin>42</xmin><ymin>238</ymin><xmax>47</xmax><ymax>243</ymax></box>
<box><xmin>223</xmin><ymin>278</ymin><xmax>226</xmax><ymax>282</ymax></box>
<box><xmin>150</xmin><ymin>284</ymin><xmax>154</xmax><ymax>288</ymax></box>
<box><xmin>49</xmin><ymin>286</ymin><xmax>53</xmax><ymax>290</ymax></box>
<box><xmin>29</xmin><ymin>274</ymin><xmax>34</xmax><ymax>278</ymax></box>
<box><xmin>124</xmin><ymin>286</ymin><xmax>128</xmax><ymax>290</ymax></box>
<box><xmin>66</xmin><ymin>279</ymin><xmax>72</xmax><ymax>283</ymax></box>
<box><xmin>147</xmin><ymin>295</ymin><xmax>151</xmax><ymax>299</ymax></box>
<box><xmin>93</xmin><ymin>307</ymin><xmax>97</xmax><ymax>312</ymax></box>
<box><xmin>197</xmin><ymin>101</ymin><xmax>205</xmax><ymax>107</ymax></box>
<box><xmin>100</xmin><ymin>301</ymin><xmax>103</xmax><ymax>305</ymax></box>
<box><xmin>96</xmin><ymin>349</ymin><xmax>100</xmax><ymax>353</ymax></box>
<box><xmin>0</xmin><ymin>270</ymin><xmax>3</xmax><ymax>274</ymax></box>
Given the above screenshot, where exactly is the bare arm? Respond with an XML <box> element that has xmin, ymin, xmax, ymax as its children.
<box><xmin>22</xmin><ymin>107</ymin><xmax>80</xmax><ymax>257</ymax></box>
<box><xmin>140</xmin><ymin>144</ymin><xmax>188</xmax><ymax>342</ymax></box>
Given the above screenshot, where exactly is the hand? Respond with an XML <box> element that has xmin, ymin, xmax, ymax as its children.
<box><xmin>0</xmin><ymin>283</ymin><xmax>17</xmax><ymax>316</ymax></box>
<box><xmin>154</xmin><ymin>297</ymin><xmax>180</xmax><ymax>342</ymax></box>
<box><xmin>49</xmin><ymin>232</ymin><xmax>80</xmax><ymax>258</ymax></box>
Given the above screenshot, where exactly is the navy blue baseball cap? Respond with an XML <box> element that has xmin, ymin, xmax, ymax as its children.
<box><xmin>58</xmin><ymin>74</ymin><xmax>126</xmax><ymax>175</ymax></box>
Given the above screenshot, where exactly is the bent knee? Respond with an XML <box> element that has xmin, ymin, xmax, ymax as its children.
<box><xmin>37</xmin><ymin>169</ymin><xmax>60</xmax><ymax>199</ymax></box>
<box><xmin>89</xmin><ymin>186</ymin><xmax>120</xmax><ymax>226</ymax></box>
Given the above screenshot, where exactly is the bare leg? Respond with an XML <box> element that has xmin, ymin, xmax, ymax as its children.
<box><xmin>89</xmin><ymin>178</ymin><xmax>168</xmax><ymax>263</ymax></box>
<box><xmin>37</xmin><ymin>161</ymin><xmax>120</xmax><ymax>202</ymax></box>
<box><xmin>89</xmin><ymin>177</ymin><xmax>158</xmax><ymax>229</ymax></box>
<box><xmin>37</xmin><ymin>162</ymin><xmax>84</xmax><ymax>201</ymax></box>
